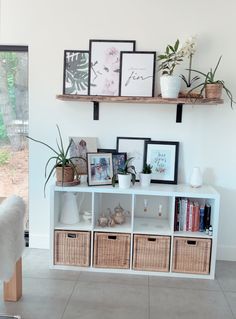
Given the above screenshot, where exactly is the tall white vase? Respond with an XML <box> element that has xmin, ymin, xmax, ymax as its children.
<box><xmin>60</xmin><ymin>192</ymin><xmax>80</xmax><ymax>224</ymax></box>
<box><xmin>190</xmin><ymin>167</ymin><xmax>203</xmax><ymax>188</ymax></box>
<box><xmin>160</xmin><ymin>75</ymin><xmax>181</xmax><ymax>98</ymax></box>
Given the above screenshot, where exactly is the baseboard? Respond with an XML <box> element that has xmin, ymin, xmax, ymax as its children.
<box><xmin>29</xmin><ymin>234</ymin><xmax>49</xmax><ymax>249</ymax></box>
<box><xmin>217</xmin><ymin>245</ymin><xmax>236</xmax><ymax>261</ymax></box>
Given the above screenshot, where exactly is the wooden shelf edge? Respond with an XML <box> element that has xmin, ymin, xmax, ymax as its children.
<box><xmin>56</xmin><ymin>94</ymin><xmax>223</xmax><ymax>105</ymax></box>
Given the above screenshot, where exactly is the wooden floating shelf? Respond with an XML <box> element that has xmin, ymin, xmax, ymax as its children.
<box><xmin>56</xmin><ymin>94</ymin><xmax>224</xmax><ymax>122</ymax></box>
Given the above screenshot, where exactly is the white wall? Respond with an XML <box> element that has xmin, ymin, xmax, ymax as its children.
<box><xmin>0</xmin><ymin>0</ymin><xmax>236</xmax><ymax>260</ymax></box>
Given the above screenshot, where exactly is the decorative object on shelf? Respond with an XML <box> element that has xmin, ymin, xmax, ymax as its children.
<box><xmin>180</xmin><ymin>36</ymin><xmax>200</xmax><ymax>92</ymax></box>
<box><xmin>190</xmin><ymin>166</ymin><xmax>203</xmax><ymax>188</ymax></box>
<box><xmin>143</xmin><ymin>199</ymin><xmax>148</xmax><ymax>212</ymax></box>
<box><xmin>97</xmin><ymin>212</ymin><xmax>109</xmax><ymax>227</ymax></box>
<box><xmin>158</xmin><ymin>39</ymin><xmax>186</xmax><ymax>98</ymax></box>
<box><xmin>87</xmin><ymin>152</ymin><xmax>113</xmax><ymax>186</ymax></box>
<box><xmin>113</xmin><ymin>157</ymin><xmax>136</xmax><ymax>189</ymax></box>
<box><xmin>88</xmin><ymin>39</ymin><xmax>135</xmax><ymax>96</ymax></box>
<box><xmin>82</xmin><ymin>211</ymin><xmax>92</xmax><ymax>223</ymax></box>
<box><xmin>63</xmin><ymin>50</ymin><xmax>89</xmax><ymax>95</ymax></box>
<box><xmin>69</xmin><ymin>137</ymin><xmax>97</xmax><ymax>175</ymax></box>
<box><xmin>117</xmin><ymin>136</ymin><xmax>151</xmax><ymax>180</ymax></box>
<box><xmin>144</xmin><ymin>141</ymin><xmax>179</xmax><ymax>184</ymax></box>
<box><xmin>112</xmin><ymin>203</ymin><xmax>130</xmax><ymax>225</ymax></box>
<box><xmin>26</xmin><ymin>125</ymin><xmax>86</xmax><ymax>196</ymax></box>
<box><xmin>60</xmin><ymin>192</ymin><xmax>80</xmax><ymax>225</ymax></box>
<box><xmin>139</xmin><ymin>163</ymin><xmax>152</xmax><ymax>187</ymax></box>
<box><xmin>158</xmin><ymin>204</ymin><xmax>163</xmax><ymax>217</ymax></box>
<box><xmin>119</xmin><ymin>51</ymin><xmax>156</xmax><ymax>97</ymax></box>
<box><xmin>188</xmin><ymin>56</ymin><xmax>235</xmax><ymax>108</ymax></box>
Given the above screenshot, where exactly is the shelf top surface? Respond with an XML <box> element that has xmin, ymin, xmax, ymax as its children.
<box><xmin>56</xmin><ymin>94</ymin><xmax>223</xmax><ymax>105</ymax></box>
<box><xmin>53</xmin><ymin>183</ymin><xmax>219</xmax><ymax>199</ymax></box>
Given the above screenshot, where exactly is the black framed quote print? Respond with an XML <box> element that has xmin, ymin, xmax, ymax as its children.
<box><xmin>119</xmin><ymin>51</ymin><xmax>156</xmax><ymax>97</ymax></box>
<box><xmin>88</xmin><ymin>40</ymin><xmax>136</xmax><ymax>96</ymax></box>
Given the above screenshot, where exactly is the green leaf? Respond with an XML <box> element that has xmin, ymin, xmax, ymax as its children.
<box><xmin>174</xmin><ymin>39</ymin><xmax>179</xmax><ymax>51</ymax></box>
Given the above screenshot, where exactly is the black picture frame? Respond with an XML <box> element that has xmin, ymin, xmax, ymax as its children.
<box><xmin>119</xmin><ymin>51</ymin><xmax>156</xmax><ymax>97</ymax></box>
<box><xmin>116</xmin><ymin>136</ymin><xmax>151</xmax><ymax>180</ymax></box>
<box><xmin>87</xmin><ymin>152</ymin><xmax>113</xmax><ymax>186</ymax></box>
<box><xmin>88</xmin><ymin>39</ymin><xmax>136</xmax><ymax>96</ymax></box>
<box><xmin>112</xmin><ymin>152</ymin><xmax>127</xmax><ymax>181</ymax></box>
<box><xmin>144</xmin><ymin>141</ymin><xmax>179</xmax><ymax>184</ymax></box>
<box><xmin>63</xmin><ymin>50</ymin><xmax>89</xmax><ymax>95</ymax></box>
<box><xmin>97</xmin><ymin>148</ymin><xmax>116</xmax><ymax>154</ymax></box>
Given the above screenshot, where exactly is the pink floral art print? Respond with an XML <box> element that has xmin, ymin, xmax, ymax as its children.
<box><xmin>89</xmin><ymin>40</ymin><xmax>135</xmax><ymax>96</ymax></box>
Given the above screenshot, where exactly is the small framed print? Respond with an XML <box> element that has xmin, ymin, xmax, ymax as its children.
<box><xmin>87</xmin><ymin>153</ymin><xmax>113</xmax><ymax>186</ymax></box>
<box><xmin>88</xmin><ymin>39</ymin><xmax>135</xmax><ymax>96</ymax></box>
<box><xmin>112</xmin><ymin>152</ymin><xmax>127</xmax><ymax>180</ymax></box>
<box><xmin>117</xmin><ymin>136</ymin><xmax>151</xmax><ymax>180</ymax></box>
<box><xmin>119</xmin><ymin>51</ymin><xmax>156</xmax><ymax>97</ymax></box>
<box><xmin>144</xmin><ymin>141</ymin><xmax>179</xmax><ymax>184</ymax></box>
<box><xmin>63</xmin><ymin>50</ymin><xmax>89</xmax><ymax>95</ymax></box>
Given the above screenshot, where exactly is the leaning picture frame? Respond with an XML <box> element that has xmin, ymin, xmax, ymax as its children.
<box><xmin>112</xmin><ymin>152</ymin><xmax>127</xmax><ymax>181</ymax></box>
<box><xmin>63</xmin><ymin>50</ymin><xmax>89</xmax><ymax>95</ymax></box>
<box><xmin>116</xmin><ymin>137</ymin><xmax>151</xmax><ymax>180</ymax></box>
<box><xmin>119</xmin><ymin>51</ymin><xmax>156</xmax><ymax>97</ymax></box>
<box><xmin>144</xmin><ymin>141</ymin><xmax>179</xmax><ymax>184</ymax></box>
<box><xmin>87</xmin><ymin>153</ymin><xmax>113</xmax><ymax>186</ymax></box>
<box><xmin>88</xmin><ymin>39</ymin><xmax>136</xmax><ymax>96</ymax></box>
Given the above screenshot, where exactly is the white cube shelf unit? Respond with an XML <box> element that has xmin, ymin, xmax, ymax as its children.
<box><xmin>50</xmin><ymin>183</ymin><xmax>220</xmax><ymax>279</ymax></box>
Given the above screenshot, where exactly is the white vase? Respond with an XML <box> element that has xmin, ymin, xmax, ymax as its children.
<box><xmin>160</xmin><ymin>75</ymin><xmax>181</xmax><ymax>98</ymax></box>
<box><xmin>139</xmin><ymin>173</ymin><xmax>151</xmax><ymax>187</ymax></box>
<box><xmin>190</xmin><ymin>167</ymin><xmax>203</xmax><ymax>188</ymax></box>
<box><xmin>60</xmin><ymin>192</ymin><xmax>80</xmax><ymax>224</ymax></box>
<box><xmin>118</xmin><ymin>174</ymin><xmax>131</xmax><ymax>189</ymax></box>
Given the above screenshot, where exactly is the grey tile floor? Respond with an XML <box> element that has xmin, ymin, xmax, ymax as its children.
<box><xmin>0</xmin><ymin>249</ymin><xmax>236</xmax><ymax>319</ymax></box>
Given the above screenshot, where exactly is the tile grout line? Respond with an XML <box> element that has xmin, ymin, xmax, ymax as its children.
<box><xmin>59</xmin><ymin>276</ymin><xmax>80</xmax><ymax>319</ymax></box>
<box><xmin>148</xmin><ymin>276</ymin><xmax>150</xmax><ymax>319</ymax></box>
<box><xmin>216</xmin><ymin>277</ymin><xmax>236</xmax><ymax>319</ymax></box>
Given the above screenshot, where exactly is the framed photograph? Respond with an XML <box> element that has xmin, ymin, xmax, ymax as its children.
<box><xmin>69</xmin><ymin>137</ymin><xmax>97</xmax><ymax>175</ymax></box>
<box><xmin>117</xmin><ymin>137</ymin><xmax>151</xmax><ymax>180</ymax></box>
<box><xmin>87</xmin><ymin>153</ymin><xmax>113</xmax><ymax>186</ymax></box>
<box><xmin>88</xmin><ymin>39</ymin><xmax>136</xmax><ymax>96</ymax></box>
<box><xmin>119</xmin><ymin>51</ymin><xmax>156</xmax><ymax>97</ymax></box>
<box><xmin>144</xmin><ymin>141</ymin><xmax>179</xmax><ymax>184</ymax></box>
<box><xmin>63</xmin><ymin>50</ymin><xmax>89</xmax><ymax>95</ymax></box>
<box><xmin>112</xmin><ymin>152</ymin><xmax>127</xmax><ymax>180</ymax></box>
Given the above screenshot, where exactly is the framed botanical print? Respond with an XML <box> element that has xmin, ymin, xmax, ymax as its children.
<box><xmin>87</xmin><ymin>153</ymin><xmax>113</xmax><ymax>186</ymax></box>
<box><xmin>144</xmin><ymin>141</ymin><xmax>179</xmax><ymax>184</ymax></box>
<box><xmin>119</xmin><ymin>51</ymin><xmax>156</xmax><ymax>97</ymax></box>
<box><xmin>88</xmin><ymin>40</ymin><xmax>135</xmax><ymax>96</ymax></box>
<box><xmin>63</xmin><ymin>50</ymin><xmax>89</xmax><ymax>95</ymax></box>
<box><xmin>117</xmin><ymin>137</ymin><xmax>151</xmax><ymax>180</ymax></box>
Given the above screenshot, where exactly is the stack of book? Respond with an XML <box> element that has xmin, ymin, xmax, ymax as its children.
<box><xmin>174</xmin><ymin>198</ymin><xmax>211</xmax><ymax>233</ymax></box>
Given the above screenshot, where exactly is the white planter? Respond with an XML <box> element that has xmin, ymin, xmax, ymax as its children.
<box><xmin>118</xmin><ymin>174</ymin><xmax>131</xmax><ymax>189</ymax></box>
<box><xmin>190</xmin><ymin>167</ymin><xmax>203</xmax><ymax>188</ymax></box>
<box><xmin>160</xmin><ymin>75</ymin><xmax>181</xmax><ymax>98</ymax></box>
<box><xmin>139</xmin><ymin>173</ymin><xmax>151</xmax><ymax>187</ymax></box>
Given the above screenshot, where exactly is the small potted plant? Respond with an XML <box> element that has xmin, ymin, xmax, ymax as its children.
<box><xmin>139</xmin><ymin>163</ymin><xmax>152</xmax><ymax>187</ymax></box>
<box><xmin>112</xmin><ymin>157</ymin><xmax>136</xmax><ymax>189</ymax></box>
<box><xmin>157</xmin><ymin>39</ymin><xmax>185</xmax><ymax>98</ymax></box>
<box><xmin>188</xmin><ymin>56</ymin><xmax>235</xmax><ymax>107</ymax></box>
<box><xmin>27</xmin><ymin>125</ymin><xmax>86</xmax><ymax>195</ymax></box>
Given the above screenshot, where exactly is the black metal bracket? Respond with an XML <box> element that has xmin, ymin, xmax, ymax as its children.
<box><xmin>93</xmin><ymin>101</ymin><xmax>99</xmax><ymax>120</ymax></box>
<box><xmin>176</xmin><ymin>103</ymin><xmax>184</xmax><ymax>123</ymax></box>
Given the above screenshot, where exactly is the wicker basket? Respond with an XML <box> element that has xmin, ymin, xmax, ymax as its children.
<box><xmin>93</xmin><ymin>232</ymin><xmax>130</xmax><ymax>269</ymax></box>
<box><xmin>133</xmin><ymin>235</ymin><xmax>170</xmax><ymax>272</ymax></box>
<box><xmin>172</xmin><ymin>237</ymin><xmax>211</xmax><ymax>274</ymax></box>
<box><xmin>54</xmin><ymin>230</ymin><xmax>90</xmax><ymax>267</ymax></box>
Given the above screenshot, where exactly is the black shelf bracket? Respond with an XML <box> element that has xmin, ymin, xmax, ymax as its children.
<box><xmin>176</xmin><ymin>103</ymin><xmax>184</xmax><ymax>123</ymax></box>
<box><xmin>93</xmin><ymin>101</ymin><xmax>99</xmax><ymax>120</ymax></box>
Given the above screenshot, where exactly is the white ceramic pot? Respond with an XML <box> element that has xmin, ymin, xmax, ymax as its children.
<box><xmin>60</xmin><ymin>192</ymin><xmax>80</xmax><ymax>224</ymax></box>
<box><xmin>118</xmin><ymin>174</ymin><xmax>131</xmax><ymax>189</ymax></box>
<box><xmin>190</xmin><ymin>167</ymin><xmax>203</xmax><ymax>188</ymax></box>
<box><xmin>139</xmin><ymin>173</ymin><xmax>151</xmax><ymax>187</ymax></box>
<box><xmin>160</xmin><ymin>75</ymin><xmax>181</xmax><ymax>98</ymax></box>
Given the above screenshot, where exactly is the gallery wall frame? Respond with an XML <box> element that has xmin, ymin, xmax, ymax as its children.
<box><xmin>63</xmin><ymin>50</ymin><xmax>89</xmax><ymax>95</ymax></box>
<box><xmin>144</xmin><ymin>141</ymin><xmax>179</xmax><ymax>184</ymax></box>
<box><xmin>88</xmin><ymin>39</ymin><xmax>136</xmax><ymax>96</ymax></box>
<box><xmin>119</xmin><ymin>51</ymin><xmax>156</xmax><ymax>97</ymax></box>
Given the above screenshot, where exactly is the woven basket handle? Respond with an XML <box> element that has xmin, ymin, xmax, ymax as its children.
<box><xmin>187</xmin><ymin>240</ymin><xmax>197</xmax><ymax>246</ymax></box>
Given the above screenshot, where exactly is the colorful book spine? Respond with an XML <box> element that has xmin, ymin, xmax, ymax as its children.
<box><xmin>199</xmin><ymin>205</ymin><xmax>205</xmax><ymax>232</ymax></box>
<box><xmin>188</xmin><ymin>201</ymin><xmax>193</xmax><ymax>231</ymax></box>
<box><xmin>204</xmin><ymin>204</ymin><xmax>211</xmax><ymax>233</ymax></box>
<box><xmin>193</xmin><ymin>201</ymin><xmax>200</xmax><ymax>231</ymax></box>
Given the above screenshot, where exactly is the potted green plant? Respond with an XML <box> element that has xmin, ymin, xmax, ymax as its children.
<box><xmin>139</xmin><ymin>163</ymin><xmax>152</xmax><ymax>187</ymax></box>
<box><xmin>188</xmin><ymin>56</ymin><xmax>235</xmax><ymax>107</ymax></box>
<box><xmin>158</xmin><ymin>39</ymin><xmax>185</xmax><ymax>98</ymax></box>
<box><xmin>112</xmin><ymin>157</ymin><xmax>136</xmax><ymax>189</ymax></box>
<box><xmin>27</xmin><ymin>125</ymin><xmax>86</xmax><ymax>195</ymax></box>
